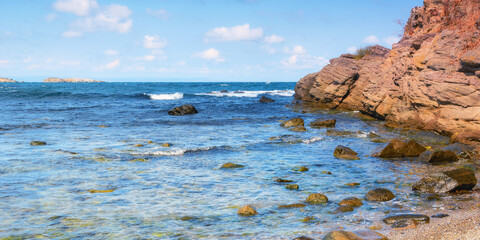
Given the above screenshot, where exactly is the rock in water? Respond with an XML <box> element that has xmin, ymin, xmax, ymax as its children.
<box><xmin>305</xmin><ymin>193</ymin><xmax>328</xmax><ymax>204</ymax></box>
<box><xmin>412</xmin><ymin>168</ymin><xmax>477</xmax><ymax>193</ymax></box>
<box><xmin>383</xmin><ymin>214</ymin><xmax>430</xmax><ymax>224</ymax></box>
<box><xmin>322</xmin><ymin>230</ymin><xmax>387</xmax><ymax>240</ymax></box>
<box><xmin>220</xmin><ymin>162</ymin><xmax>244</xmax><ymax>169</ymax></box>
<box><xmin>373</xmin><ymin>140</ymin><xmax>426</xmax><ymax>158</ymax></box>
<box><xmin>259</xmin><ymin>96</ymin><xmax>275</xmax><ymax>103</ymax></box>
<box><xmin>237</xmin><ymin>205</ymin><xmax>257</xmax><ymax>216</ymax></box>
<box><xmin>425</xmin><ymin>150</ymin><xmax>459</xmax><ymax>164</ymax></box>
<box><xmin>333</xmin><ymin>145</ymin><xmax>360</xmax><ymax>160</ymax></box>
<box><xmin>332</xmin><ymin>206</ymin><xmax>354</xmax><ymax>214</ymax></box>
<box><xmin>30</xmin><ymin>141</ymin><xmax>47</xmax><ymax>146</ymax></box>
<box><xmin>168</xmin><ymin>104</ymin><xmax>198</xmax><ymax>115</ymax></box>
<box><xmin>280</xmin><ymin>118</ymin><xmax>304</xmax><ymax>128</ymax></box>
<box><xmin>365</xmin><ymin>188</ymin><xmax>395</xmax><ymax>201</ymax></box>
<box><xmin>310</xmin><ymin>119</ymin><xmax>336</xmax><ymax>128</ymax></box>
<box><xmin>290</xmin><ymin>126</ymin><xmax>307</xmax><ymax>132</ymax></box>
<box><xmin>338</xmin><ymin>197</ymin><xmax>363</xmax><ymax>207</ymax></box>
<box><xmin>293</xmin><ymin>236</ymin><xmax>314</xmax><ymax>240</ymax></box>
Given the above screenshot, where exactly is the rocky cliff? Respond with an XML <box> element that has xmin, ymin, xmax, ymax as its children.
<box><xmin>0</xmin><ymin>77</ymin><xmax>17</xmax><ymax>83</ymax></box>
<box><xmin>295</xmin><ymin>0</ymin><xmax>480</xmax><ymax>144</ymax></box>
<box><xmin>44</xmin><ymin>78</ymin><xmax>104</xmax><ymax>83</ymax></box>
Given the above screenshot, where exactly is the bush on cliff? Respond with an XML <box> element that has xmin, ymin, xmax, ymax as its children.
<box><xmin>354</xmin><ymin>46</ymin><xmax>373</xmax><ymax>60</ymax></box>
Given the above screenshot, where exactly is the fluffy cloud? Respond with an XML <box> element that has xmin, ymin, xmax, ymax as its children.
<box><xmin>264</xmin><ymin>35</ymin><xmax>284</xmax><ymax>44</ymax></box>
<box><xmin>383</xmin><ymin>36</ymin><xmax>401</xmax><ymax>46</ymax></box>
<box><xmin>101</xmin><ymin>59</ymin><xmax>120</xmax><ymax>70</ymax></box>
<box><xmin>193</xmin><ymin>48</ymin><xmax>225</xmax><ymax>62</ymax></box>
<box><xmin>284</xmin><ymin>45</ymin><xmax>307</xmax><ymax>55</ymax></box>
<box><xmin>143</xmin><ymin>35</ymin><xmax>167</xmax><ymax>49</ymax></box>
<box><xmin>53</xmin><ymin>0</ymin><xmax>98</xmax><ymax>16</ymax></box>
<box><xmin>147</xmin><ymin>8</ymin><xmax>170</xmax><ymax>20</ymax></box>
<box><xmin>104</xmin><ymin>49</ymin><xmax>119</xmax><ymax>56</ymax></box>
<box><xmin>55</xmin><ymin>0</ymin><xmax>132</xmax><ymax>37</ymax></box>
<box><xmin>281</xmin><ymin>45</ymin><xmax>328</xmax><ymax>70</ymax></box>
<box><xmin>205</xmin><ymin>24</ymin><xmax>263</xmax><ymax>42</ymax></box>
<box><xmin>363</xmin><ymin>35</ymin><xmax>380</xmax><ymax>44</ymax></box>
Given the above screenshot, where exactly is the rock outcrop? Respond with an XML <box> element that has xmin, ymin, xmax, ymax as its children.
<box><xmin>0</xmin><ymin>77</ymin><xmax>17</xmax><ymax>82</ymax></box>
<box><xmin>294</xmin><ymin>0</ymin><xmax>480</xmax><ymax>145</ymax></box>
<box><xmin>43</xmin><ymin>78</ymin><xmax>104</xmax><ymax>83</ymax></box>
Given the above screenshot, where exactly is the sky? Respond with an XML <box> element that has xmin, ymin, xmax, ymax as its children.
<box><xmin>0</xmin><ymin>0</ymin><xmax>422</xmax><ymax>82</ymax></box>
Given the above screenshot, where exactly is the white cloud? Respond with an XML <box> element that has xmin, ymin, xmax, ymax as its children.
<box><xmin>383</xmin><ymin>36</ymin><xmax>400</xmax><ymax>46</ymax></box>
<box><xmin>204</xmin><ymin>24</ymin><xmax>263</xmax><ymax>42</ymax></box>
<box><xmin>363</xmin><ymin>35</ymin><xmax>380</xmax><ymax>44</ymax></box>
<box><xmin>263</xmin><ymin>45</ymin><xmax>276</xmax><ymax>54</ymax></box>
<box><xmin>264</xmin><ymin>35</ymin><xmax>284</xmax><ymax>44</ymax></box>
<box><xmin>175</xmin><ymin>61</ymin><xmax>186</xmax><ymax>66</ymax></box>
<box><xmin>147</xmin><ymin>8</ymin><xmax>170</xmax><ymax>20</ymax></box>
<box><xmin>53</xmin><ymin>0</ymin><xmax>98</xmax><ymax>16</ymax></box>
<box><xmin>46</xmin><ymin>13</ymin><xmax>57</xmax><ymax>22</ymax></box>
<box><xmin>58</xmin><ymin>2</ymin><xmax>132</xmax><ymax>37</ymax></box>
<box><xmin>143</xmin><ymin>35</ymin><xmax>167</xmax><ymax>49</ymax></box>
<box><xmin>105</xmin><ymin>49</ymin><xmax>118</xmax><ymax>56</ymax></box>
<box><xmin>284</xmin><ymin>45</ymin><xmax>306</xmax><ymax>55</ymax></box>
<box><xmin>98</xmin><ymin>59</ymin><xmax>120</xmax><ymax>70</ymax></box>
<box><xmin>193</xmin><ymin>48</ymin><xmax>225</xmax><ymax>62</ymax></box>
<box><xmin>281</xmin><ymin>45</ymin><xmax>327</xmax><ymax>70</ymax></box>
<box><xmin>346</xmin><ymin>46</ymin><xmax>358</xmax><ymax>54</ymax></box>
<box><xmin>59</xmin><ymin>60</ymin><xmax>81</xmax><ymax>66</ymax></box>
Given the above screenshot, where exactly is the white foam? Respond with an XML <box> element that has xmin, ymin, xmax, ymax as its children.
<box><xmin>196</xmin><ymin>90</ymin><xmax>294</xmax><ymax>98</ymax></box>
<box><xmin>139</xmin><ymin>146</ymin><xmax>216</xmax><ymax>156</ymax></box>
<box><xmin>148</xmin><ymin>93</ymin><xmax>183</xmax><ymax>100</ymax></box>
<box><xmin>302</xmin><ymin>136</ymin><xmax>324</xmax><ymax>144</ymax></box>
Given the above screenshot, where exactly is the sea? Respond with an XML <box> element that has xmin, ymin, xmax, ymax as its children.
<box><xmin>0</xmin><ymin>82</ymin><xmax>468</xmax><ymax>239</ymax></box>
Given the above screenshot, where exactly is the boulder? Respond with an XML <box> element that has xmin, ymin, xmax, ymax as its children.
<box><xmin>290</xmin><ymin>126</ymin><xmax>307</xmax><ymax>132</ymax></box>
<box><xmin>425</xmin><ymin>150</ymin><xmax>459</xmax><ymax>164</ymax></box>
<box><xmin>280</xmin><ymin>118</ymin><xmax>304</xmax><ymax>128</ymax></box>
<box><xmin>338</xmin><ymin>197</ymin><xmax>363</xmax><ymax>207</ymax></box>
<box><xmin>237</xmin><ymin>205</ymin><xmax>257</xmax><ymax>216</ymax></box>
<box><xmin>365</xmin><ymin>188</ymin><xmax>395</xmax><ymax>201</ymax></box>
<box><xmin>412</xmin><ymin>168</ymin><xmax>477</xmax><ymax>193</ymax></box>
<box><xmin>168</xmin><ymin>104</ymin><xmax>198</xmax><ymax>115</ymax></box>
<box><xmin>383</xmin><ymin>214</ymin><xmax>430</xmax><ymax>224</ymax></box>
<box><xmin>30</xmin><ymin>141</ymin><xmax>47</xmax><ymax>146</ymax></box>
<box><xmin>322</xmin><ymin>230</ymin><xmax>387</xmax><ymax>240</ymax></box>
<box><xmin>259</xmin><ymin>96</ymin><xmax>275</xmax><ymax>103</ymax></box>
<box><xmin>220</xmin><ymin>162</ymin><xmax>245</xmax><ymax>169</ymax></box>
<box><xmin>305</xmin><ymin>193</ymin><xmax>328</xmax><ymax>204</ymax></box>
<box><xmin>310</xmin><ymin>119</ymin><xmax>336</xmax><ymax>128</ymax></box>
<box><xmin>373</xmin><ymin>140</ymin><xmax>426</xmax><ymax>158</ymax></box>
<box><xmin>333</xmin><ymin>145</ymin><xmax>359</xmax><ymax>160</ymax></box>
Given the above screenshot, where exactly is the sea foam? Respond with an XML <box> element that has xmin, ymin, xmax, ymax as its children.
<box><xmin>148</xmin><ymin>92</ymin><xmax>184</xmax><ymax>100</ymax></box>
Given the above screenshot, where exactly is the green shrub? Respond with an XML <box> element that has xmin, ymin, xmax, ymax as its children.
<box><xmin>353</xmin><ymin>47</ymin><xmax>372</xmax><ymax>60</ymax></box>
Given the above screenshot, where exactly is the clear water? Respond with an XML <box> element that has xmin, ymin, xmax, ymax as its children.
<box><xmin>0</xmin><ymin>82</ymin><xmax>467</xmax><ymax>239</ymax></box>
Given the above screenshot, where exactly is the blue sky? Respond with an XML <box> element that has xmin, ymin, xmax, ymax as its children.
<box><xmin>0</xmin><ymin>0</ymin><xmax>422</xmax><ymax>82</ymax></box>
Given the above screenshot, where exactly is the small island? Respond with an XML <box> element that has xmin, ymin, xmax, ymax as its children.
<box><xmin>43</xmin><ymin>78</ymin><xmax>104</xmax><ymax>83</ymax></box>
<box><xmin>0</xmin><ymin>77</ymin><xmax>17</xmax><ymax>83</ymax></box>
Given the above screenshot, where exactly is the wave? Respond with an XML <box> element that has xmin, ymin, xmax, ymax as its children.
<box><xmin>135</xmin><ymin>146</ymin><xmax>217</xmax><ymax>156</ymax></box>
<box><xmin>146</xmin><ymin>93</ymin><xmax>184</xmax><ymax>100</ymax></box>
<box><xmin>302</xmin><ymin>136</ymin><xmax>324</xmax><ymax>144</ymax></box>
<box><xmin>196</xmin><ymin>90</ymin><xmax>294</xmax><ymax>98</ymax></box>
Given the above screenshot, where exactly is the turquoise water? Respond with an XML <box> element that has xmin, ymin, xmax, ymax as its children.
<box><xmin>0</xmin><ymin>82</ymin><xmax>462</xmax><ymax>239</ymax></box>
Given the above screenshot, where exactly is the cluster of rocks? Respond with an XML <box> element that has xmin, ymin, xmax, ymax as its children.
<box><xmin>43</xmin><ymin>78</ymin><xmax>104</xmax><ymax>83</ymax></box>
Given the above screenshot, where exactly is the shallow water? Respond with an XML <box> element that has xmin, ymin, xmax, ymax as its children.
<box><xmin>0</xmin><ymin>82</ymin><xmax>472</xmax><ymax>239</ymax></box>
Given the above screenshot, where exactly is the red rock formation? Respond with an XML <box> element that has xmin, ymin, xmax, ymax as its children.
<box><xmin>295</xmin><ymin>0</ymin><xmax>480</xmax><ymax>145</ymax></box>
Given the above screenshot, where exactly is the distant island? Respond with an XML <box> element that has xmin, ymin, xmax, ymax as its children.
<box><xmin>0</xmin><ymin>77</ymin><xmax>17</xmax><ymax>83</ymax></box>
<box><xmin>43</xmin><ymin>78</ymin><xmax>104</xmax><ymax>83</ymax></box>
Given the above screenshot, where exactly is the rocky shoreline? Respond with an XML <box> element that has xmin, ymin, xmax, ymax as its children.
<box><xmin>0</xmin><ymin>77</ymin><xmax>17</xmax><ymax>83</ymax></box>
<box><xmin>43</xmin><ymin>77</ymin><xmax>104</xmax><ymax>83</ymax></box>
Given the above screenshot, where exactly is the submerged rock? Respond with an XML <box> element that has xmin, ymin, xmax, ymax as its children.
<box><xmin>383</xmin><ymin>214</ymin><xmax>430</xmax><ymax>224</ymax></box>
<box><xmin>333</xmin><ymin>145</ymin><xmax>360</xmax><ymax>160</ymax></box>
<box><xmin>259</xmin><ymin>96</ymin><xmax>275</xmax><ymax>103</ymax></box>
<box><xmin>345</xmin><ymin>182</ymin><xmax>360</xmax><ymax>187</ymax></box>
<box><xmin>310</xmin><ymin>119</ymin><xmax>336</xmax><ymax>128</ymax></box>
<box><xmin>280</xmin><ymin>118</ymin><xmax>304</xmax><ymax>128</ymax></box>
<box><xmin>220</xmin><ymin>162</ymin><xmax>245</xmax><ymax>169</ymax></box>
<box><xmin>237</xmin><ymin>205</ymin><xmax>257</xmax><ymax>216</ymax></box>
<box><xmin>292</xmin><ymin>166</ymin><xmax>309</xmax><ymax>172</ymax></box>
<box><xmin>293</xmin><ymin>236</ymin><xmax>314</xmax><ymax>240</ymax></box>
<box><xmin>305</xmin><ymin>193</ymin><xmax>328</xmax><ymax>204</ymax></box>
<box><xmin>168</xmin><ymin>104</ymin><xmax>198</xmax><ymax>115</ymax></box>
<box><xmin>338</xmin><ymin>197</ymin><xmax>363</xmax><ymax>207</ymax></box>
<box><xmin>412</xmin><ymin>168</ymin><xmax>477</xmax><ymax>193</ymax></box>
<box><xmin>365</xmin><ymin>188</ymin><xmax>395</xmax><ymax>201</ymax></box>
<box><xmin>278</xmin><ymin>203</ymin><xmax>306</xmax><ymax>209</ymax></box>
<box><xmin>326</xmin><ymin>129</ymin><xmax>354</xmax><ymax>137</ymax></box>
<box><xmin>285</xmin><ymin>184</ymin><xmax>299</xmax><ymax>190</ymax></box>
<box><xmin>161</xmin><ymin>143</ymin><xmax>171</xmax><ymax>147</ymax></box>
<box><xmin>322</xmin><ymin>230</ymin><xmax>387</xmax><ymax>240</ymax></box>
<box><xmin>424</xmin><ymin>150</ymin><xmax>459</xmax><ymax>164</ymax></box>
<box><xmin>290</xmin><ymin>126</ymin><xmax>307</xmax><ymax>132</ymax></box>
<box><xmin>30</xmin><ymin>141</ymin><xmax>47</xmax><ymax>146</ymax></box>
<box><xmin>373</xmin><ymin>139</ymin><xmax>426</xmax><ymax>158</ymax></box>
<box><xmin>274</xmin><ymin>178</ymin><xmax>294</xmax><ymax>183</ymax></box>
<box><xmin>332</xmin><ymin>206</ymin><xmax>354</xmax><ymax>214</ymax></box>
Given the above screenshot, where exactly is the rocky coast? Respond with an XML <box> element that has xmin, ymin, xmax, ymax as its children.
<box><xmin>43</xmin><ymin>77</ymin><xmax>104</xmax><ymax>83</ymax></box>
<box><xmin>0</xmin><ymin>77</ymin><xmax>17</xmax><ymax>82</ymax></box>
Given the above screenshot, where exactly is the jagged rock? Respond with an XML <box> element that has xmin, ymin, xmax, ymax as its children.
<box><xmin>237</xmin><ymin>205</ymin><xmax>257</xmax><ymax>216</ymax></box>
<box><xmin>424</xmin><ymin>150</ymin><xmax>459</xmax><ymax>164</ymax></box>
<box><xmin>334</xmin><ymin>145</ymin><xmax>359</xmax><ymax>160</ymax></box>
<box><xmin>280</xmin><ymin>118</ymin><xmax>304</xmax><ymax>128</ymax></box>
<box><xmin>373</xmin><ymin>140</ymin><xmax>426</xmax><ymax>158</ymax></box>
<box><xmin>338</xmin><ymin>197</ymin><xmax>363</xmax><ymax>207</ymax></box>
<box><xmin>412</xmin><ymin>168</ymin><xmax>477</xmax><ymax>193</ymax></box>
<box><xmin>365</xmin><ymin>188</ymin><xmax>395</xmax><ymax>201</ymax></box>
<box><xmin>383</xmin><ymin>214</ymin><xmax>430</xmax><ymax>224</ymax></box>
<box><xmin>322</xmin><ymin>230</ymin><xmax>387</xmax><ymax>240</ymax></box>
<box><xmin>259</xmin><ymin>96</ymin><xmax>275</xmax><ymax>103</ymax></box>
<box><xmin>305</xmin><ymin>193</ymin><xmax>328</xmax><ymax>204</ymax></box>
<box><xmin>294</xmin><ymin>0</ymin><xmax>480</xmax><ymax>146</ymax></box>
<box><xmin>310</xmin><ymin>119</ymin><xmax>336</xmax><ymax>128</ymax></box>
<box><xmin>168</xmin><ymin>104</ymin><xmax>198</xmax><ymax>115</ymax></box>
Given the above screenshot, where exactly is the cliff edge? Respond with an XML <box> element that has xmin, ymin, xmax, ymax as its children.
<box><xmin>295</xmin><ymin>0</ymin><xmax>480</xmax><ymax>144</ymax></box>
<box><xmin>44</xmin><ymin>78</ymin><xmax>104</xmax><ymax>83</ymax></box>
<box><xmin>0</xmin><ymin>77</ymin><xmax>17</xmax><ymax>83</ymax></box>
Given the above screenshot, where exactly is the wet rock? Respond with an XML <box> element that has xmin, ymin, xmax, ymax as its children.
<box><xmin>412</xmin><ymin>168</ymin><xmax>477</xmax><ymax>193</ymax></box>
<box><xmin>133</xmin><ymin>144</ymin><xmax>144</xmax><ymax>147</ymax></box>
<box><xmin>285</xmin><ymin>184</ymin><xmax>299</xmax><ymax>190</ymax></box>
<box><xmin>237</xmin><ymin>205</ymin><xmax>257</xmax><ymax>216</ymax></box>
<box><xmin>338</xmin><ymin>197</ymin><xmax>363</xmax><ymax>207</ymax></box>
<box><xmin>259</xmin><ymin>96</ymin><xmax>275</xmax><ymax>103</ymax></box>
<box><xmin>332</xmin><ymin>206</ymin><xmax>354</xmax><ymax>214</ymax></box>
<box><xmin>290</xmin><ymin>126</ymin><xmax>307</xmax><ymax>132</ymax></box>
<box><xmin>292</xmin><ymin>166</ymin><xmax>309</xmax><ymax>172</ymax></box>
<box><xmin>220</xmin><ymin>89</ymin><xmax>228</xmax><ymax>93</ymax></box>
<box><xmin>365</xmin><ymin>188</ymin><xmax>395</xmax><ymax>201</ymax></box>
<box><xmin>89</xmin><ymin>189</ymin><xmax>115</xmax><ymax>193</ymax></box>
<box><xmin>333</xmin><ymin>145</ymin><xmax>359</xmax><ymax>160</ymax></box>
<box><xmin>310</xmin><ymin>119</ymin><xmax>336</xmax><ymax>128</ymax></box>
<box><xmin>431</xmin><ymin>213</ymin><xmax>449</xmax><ymax>218</ymax></box>
<box><xmin>322</xmin><ymin>230</ymin><xmax>387</xmax><ymax>240</ymax></box>
<box><xmin>161</xmin><ymin>143</ymin><xmax>171</xmax><ymax>147</ymax></box>
<box><xmin>442</xmin><ymin>143</ymin><xmax>475</xmax><ymax>159</ymax></box>
<box><xmin>373</xmin><ymin>139</ymin><xmax>426</xmax><ymax>158</ymax></box>
<box><xmin>383</xmin><ymin>214</ymin><xmax>430</xmax><ymax>224</ymax></box>
<box><xmin>425</xmin><ymin>150</ymin><xmax>459</xmax><ymax>164</ymax></box>
<box><xmin>326</xmin><ymin>129</ymin><xmax>354</xmax><ymax>137</ymax></box>
<box><xmin>280</xmin><ymin>118</ymin><xmax>304</xmax><ymax>128</ymax></box>
<box><xmin>293</xmin><ymin>236</ymin><xmax>314</xmax><ymax>240</ymax></box>
<box><xmin>220</xmin><ymin>162</ymin><xmax>245</xmax><ymax>169</ymax></box>
<box><xmin>168</xmin><ymin>104</ymin><xmax>198</xmax><ymax>115</ymax></box>
<box><xmin>306</xmin><ymin>193</ymin><xmax>328</xmax><ymax>204</ymax></box>
<box><xmin>300</xmin><ymin>216</ymin><xmax>317</xmax><ymax>223</ymax></box>
<box><xmin>30</xmin><ymin>141</ymin><xmax>47</xmax><ymax>146</ymax></box>
<box><xmin>345</xmin><ymin>182</ymin><xmax>360</xmax><ymax>187</ymax></box>
<box><xmin>391</xmin><ymin>219</ymin><xmax>417</xmax><ymax>229</ymax></box>
<box><xmin>274</xmin><ymin>178</ymin><xmax>294</xmax><ymax>183</ymax></box>
<box><xmin>278</xmin><ymin>203</ymin><xmax>306</xmax><ymax>208</ymax></box>
<box><xmin>321</xmin><ymin>171</ymin><xmax>332</xmax><ymax>175</ymax></box>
